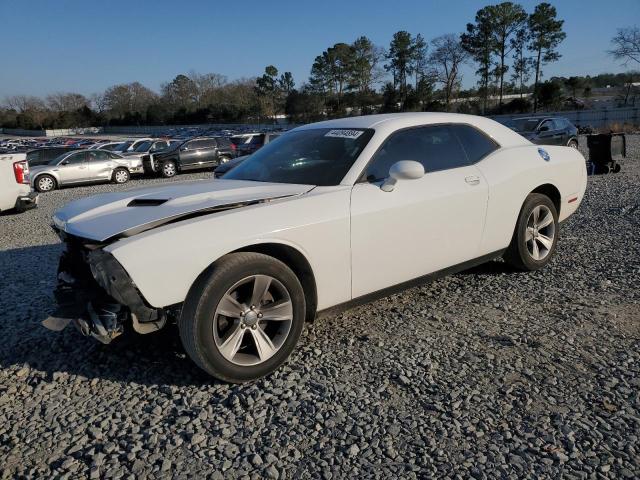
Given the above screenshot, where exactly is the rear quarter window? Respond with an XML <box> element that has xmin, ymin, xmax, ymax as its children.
<box><xmin>452</xmin><ymin>124</ymin><xmax>499</xmax><ymax>163</ymax></box>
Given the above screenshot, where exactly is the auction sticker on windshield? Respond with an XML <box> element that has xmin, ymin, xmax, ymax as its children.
<box><xmin>325</xmin><ymin>129</ymin><xmax>365</xmax><ymax>139</ymax></box>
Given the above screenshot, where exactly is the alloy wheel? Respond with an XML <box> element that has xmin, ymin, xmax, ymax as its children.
<box><xmin>213</xmin><ymin>275</ymin><xmax>293</xmax><ymax>366</ymax></box>
<box><xmin>525</xmin><ymin>205</ymin><xmax>555</xmax><ymax>261</ymax></box>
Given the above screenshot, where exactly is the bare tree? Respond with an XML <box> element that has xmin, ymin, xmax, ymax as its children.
<box><xmin>430</xmin><ymin>34</ymin><xmax>468</xmax><ymax>111</ymax></box>
<box><xmin>188</xmin><ymin>71</ymin><xmax>228</xmax><ymax>107</ymax></box>
<box><xmin>90</xmin><ymin>92</ymin><xmax>108</xmax><ymax>113</ymax></box>
<box><xmin>609</xmin><ymin>26</ymin><xmax>640</xmax><ymax>65</ymax></box>
<box><xmin>3</xmin><ymin>95</ymin><xmax>49</xmax><ymax>128</ymax></box>
<box><xmin>46</xmin><ymin>92</ymin><xmax>89</xmax><ymax>112</ymax></box>
<box><xmin>4</xmin><ymin>95</ymin><xmax>45</xmax><ymax>113</ymax></box>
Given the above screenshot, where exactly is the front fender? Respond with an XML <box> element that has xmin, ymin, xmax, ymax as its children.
<box><xmin>104</xmin><ymin>187</ymin><xmax>352</xmax><ymax>310</ymax></box>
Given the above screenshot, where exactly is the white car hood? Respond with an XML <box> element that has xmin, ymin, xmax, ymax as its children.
<box><xmin>53</xmin><ymin>179</ymin><xmax>313</xmax><ymax>242</ymax></box>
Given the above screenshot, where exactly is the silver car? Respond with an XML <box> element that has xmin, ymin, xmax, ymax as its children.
<box><xmin>30</xmin><ymin>149</ymin><xmax>139</xmax><ymax>192</ymax></box>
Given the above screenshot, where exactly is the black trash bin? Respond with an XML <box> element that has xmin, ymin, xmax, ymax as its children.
<box><xmin>586</xmin><ymin>133</ymin><xmax>626</xmax><ymax>174</ymax></box>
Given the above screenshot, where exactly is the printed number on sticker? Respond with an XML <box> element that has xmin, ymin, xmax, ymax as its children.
<box><xmin>325</xmin><ymin>129</ymin><xmax>364</xmax><ymax>139</ymax></box>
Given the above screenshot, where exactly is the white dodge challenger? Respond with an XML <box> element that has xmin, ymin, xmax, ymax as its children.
<box><xmin>47</xmin><ymin>113</ymin><xmax>587</xmax><ymax>382</ymax></box>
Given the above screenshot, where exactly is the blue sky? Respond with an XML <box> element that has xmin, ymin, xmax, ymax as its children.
<box><xmin>1</xmin><ymin>0</ymin><xmax>638</xmax><ymax>97</ymax></box>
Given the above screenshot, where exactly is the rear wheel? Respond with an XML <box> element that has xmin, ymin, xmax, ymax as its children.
<box><xmin>112</xmin><ymin>168</ymin><xmax>130</xmax><ymax>184</ymax></box>
<box><xmin>179</xmin><ymin>252</ymin><xmax>306</xmax><ymax>383</ymax></box>
<box><xmin>161</xmin><ymin>160</ymin><xmax>177</xmax><ymax>178</ymax></box>
<box><xmin>568</xmin><ymin>139</ymin><xmax>579</xmax><ymax>149</ymax></box>
<box><xmin>504</xmin><ymin>193</ymin><xmax>559</xmax><ymax>271</ymax></box>
<box><xmin>35</xmin><ymin>175</ymin><xmax>56</xmax><ymax>192</ymax></box>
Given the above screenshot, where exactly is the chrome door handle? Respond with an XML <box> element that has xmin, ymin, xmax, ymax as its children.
<box><xmin>465</xmin><ymin>175</ymin><xmax>480</xmax><ymax>186</ymax></box>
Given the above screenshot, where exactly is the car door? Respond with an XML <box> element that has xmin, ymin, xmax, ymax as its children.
<box><xmin>86</xmin><ymin>150</ymin><xmax>115</xmax><ymax>180</ymax></box>
<box><xmin>179</xmin><ymin>139</ymin><xmax>203</xmax><ymax>168</ymax></box>
<box><xmin>56</xmin><ymin>151</ymin><xmax>89</xmax><ymax>183</ymax></box>
<box><xmin>199</xmin><ymin>139</ymin><xmax>218</xmax><ymax>165</ymax></box>
<box><xmin>350</xmin><ymin>124</ymin><xmax>489</xmax><ymax>298</ymax></box>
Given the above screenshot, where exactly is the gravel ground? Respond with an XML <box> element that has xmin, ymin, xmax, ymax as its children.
<box><xmin>0</xmin><ymin>137</ymin><xmax>638</xmax><ymax>479</ymax></box>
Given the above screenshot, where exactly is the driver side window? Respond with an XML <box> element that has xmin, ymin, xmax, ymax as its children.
<box><xmin>363</xmin><ymin>125</ymin><xmax>469</xmax><ymax>181</ymax></box>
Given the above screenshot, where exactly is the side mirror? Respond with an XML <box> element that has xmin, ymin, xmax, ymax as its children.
<box><xmin>381</xmin><ymin>160</ymin><xmax>425</xmax><ymax>192</ymax></box>
<box><xmin>538</xmin><ymin>125</ymin><xmax>550</xmax><ymax>132</ymax></box>
<box><xmin>60</xmin><ymin>160</ymin><xmax>69</xmax><ymax>165</ymax></box>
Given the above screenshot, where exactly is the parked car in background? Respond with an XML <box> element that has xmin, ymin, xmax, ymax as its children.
<box><xmin>144</xmin><ymin>137</ymin><xmax>236</xmax><ymax>177</ymax></box>
<box><xmin>88</xmin><ymin>142</ymin><xmax>124</xmax><ymax>151</ymax></box>
<box><xmin>213</xmin><ymin>154</ymin><xmax>249</xmax><ymax>178</ymax></box>
<box><xmin>47</xmin><ymin>113</ymin><xmax>587</xmax><ymax>383</ymax></box>
<box><xmin>231</xmin><ymin>132</ymin><xmax>282</xmax><ymax>156</ymax></box>
<box><xmin>123</xmin><ymin>139</ymin><xmax>173</xmax><ymax>158</ymax></box>
<box><xmin>30</xmin><ymin>149</ymin><xmax>135</xmax><ymax>192</ymax></box>
<box><xmin>0</xmin><ymin>152</ymin><xmax>37</xmax><ymax>213</ymax></box>
<box><xmin>127</xmin><ymin>138</ymin><xmax>155</xmax><ymax>152</ymax></box>
<box><xmin>70</xmin><ymin>139</ymin><xmax>97</xmax><ymax>148</ymax></box>
<box><xmin>507</xmin><ymin>117</ymin><xmax>578</xmax><ymax>148</ymax></box>
<box><xmin>26</xmin><ymin>147</ymin><xmax>79</xmax><ymax>166</ymax></box>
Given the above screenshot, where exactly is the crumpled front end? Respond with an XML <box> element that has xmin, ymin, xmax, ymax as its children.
<box><xmin>44</xmin><ymin>230</ymin><xmax>171</xmax><ymax>343</ymax></box>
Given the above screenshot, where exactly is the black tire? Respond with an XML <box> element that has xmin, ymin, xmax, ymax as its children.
<box><xmin>35</xmin><ymin>174</ymin><xmax>56</xmax><ymax>192</ymax></box>
<box><xmin>112</xmin><ymin>167</ymin><xmax>130</xmax><ymax>184</ymax></box>
<box><xmin>567</xmin><ymin>139</ymin><xmax>579</xmax><ymax>149</ymax></box>
<box><xmin>179</xmin><ymin>252</ymin><xmax>306</xmax><ymax>383</ymax></box>
<box><xmin>161</xmin><ymin>160</ymin><xmax>177</xmax><ymax>178</ymax></box>
<box><xmin>503</xmin><ymin>193</ymin><xmax>559</xmax><ymax>271</ymax></box>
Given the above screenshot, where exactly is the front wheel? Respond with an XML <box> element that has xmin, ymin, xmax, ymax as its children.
<box><xmin>503</xmin><ymin>193</ymin><xmax>559</xmax><ymax>271</ymax></box>
<box><xmin>179</xmin><ymin>252</ymin><xmax>306</xmax><ymax>383</ymax></box>
<box><xmin>568</xmin><ymin>139</ymin><xmax>579</xmax><ymax>149</ymax></box>
<box><xmin>161</xmin><ymin>160</ymin><xmax>177</xmax><ymax>178</ymax></box>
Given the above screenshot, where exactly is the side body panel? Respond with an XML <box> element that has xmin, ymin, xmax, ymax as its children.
<box><xmin>476</xmin><ymin>145</ymin><xmax>587</xmax><ymax>254</ymax></box>
<box><xmin>107</xmin><ymin>187</ymin><xmax>352</xmax><ymax>310</ymax></box>
<box><xmin>87</xmin><ymin>153</ymin><xmax>115</xmax><ymax>181</ymax></box>
<box><xmin>57</xmin><ymin>152</ymin><xmax>90</xmax><ymax>184</ymax></box>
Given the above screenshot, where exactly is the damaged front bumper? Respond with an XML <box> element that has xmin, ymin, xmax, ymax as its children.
<box><xmin>44</xmin><ymin>231</ymin><xmax>169</xmax><ymax>343</ymax></box>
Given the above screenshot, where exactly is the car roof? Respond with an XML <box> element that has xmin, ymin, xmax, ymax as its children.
<box><xmin>295</xmin><ymin>112</ymin><xmax>528</xmax><ymax>148</ymax></box>
<box><xmin>515</xmin><ymin>116</ymin><xmax>565</xmax><ymax>121</ymax></box>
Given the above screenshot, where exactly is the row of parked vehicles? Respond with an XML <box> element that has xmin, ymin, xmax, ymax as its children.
<box><xmin>0</xmin><ymin>131</ymin><xmax>283</xmax><ymax>194</ymax></box>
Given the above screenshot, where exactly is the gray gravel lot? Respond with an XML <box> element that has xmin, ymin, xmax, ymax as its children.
<box><xmin>0</xmin><ymin>137</ymin><xmax>639</xmax><ymax>479</ymax></box>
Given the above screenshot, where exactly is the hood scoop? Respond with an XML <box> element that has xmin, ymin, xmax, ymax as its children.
<box><xmin>127</xmin><ymin>198</ymin><xmax>169</xmax><ymax>207</ymax></box>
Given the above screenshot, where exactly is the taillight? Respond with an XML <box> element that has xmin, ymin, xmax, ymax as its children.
<box><xmin>230</xmin><ymin>143</ymin><xmax>236</xmax><ymax>151</ymax></box>
<box><xmin>13</xmin><ymin>160</ymin><xmax>30</xmax><ymax>184</ymax></box>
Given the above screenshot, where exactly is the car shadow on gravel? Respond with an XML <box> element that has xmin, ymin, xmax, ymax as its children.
<box><xmin>0</xmin><ymin>244</ymin><xmax>215</xmax><ymax>387</ymax></box>
<box><xmin>456</xmin><ymin>259</ymin><xmax>515</xmax><ymax>276</ymax></box>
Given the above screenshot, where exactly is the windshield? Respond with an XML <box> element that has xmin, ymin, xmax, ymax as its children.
<box><xmin>224</xmin><ymin>128</ymin><xmax>375</xmax><ymax>186</ymax></box>
<box><xmin>113</xmin><ymin>141</ymin><xmax>132</xmax><ymax>152</ymax></box>
<box><xmin>508</xmin><ymin>118</ymin><xmax>542</xmax><ymax>132</ymax></box>
<box><xmin>134</xmin><ymin>141</ymin><xmax>153</xmax><ymax>152</ymax></box>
